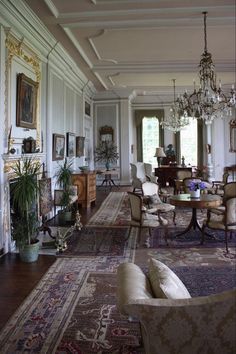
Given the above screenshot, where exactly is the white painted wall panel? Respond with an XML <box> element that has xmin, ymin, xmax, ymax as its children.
<box><xmin>51</xmin><ymin>73</ymin><xmax>64</xmax><ymax>132</ymax></box>
<box><xmin>65</xmin><ymin>85</ymin><xmax>75</xmax><ymax>132</ymax></box>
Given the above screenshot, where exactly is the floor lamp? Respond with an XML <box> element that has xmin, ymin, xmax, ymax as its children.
<box><xmin>154</xmin><ymin>147</ymin><xmax>166</xmax><ymax>167</ymax></box>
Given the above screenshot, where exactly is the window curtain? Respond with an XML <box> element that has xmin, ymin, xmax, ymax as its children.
<box><xmin>175</xmin><ymin>132</ymin><xmax>180</xmax><ymax>164</ymax></box>
<box><xmin>197</xmin><ymin>120</ymin><xmax>203</xmax><ymax>167</ymax></box>
<box><xmin>135</xmin><ymin>109</ymin><xmax>164</xmax><ymax>162</ymax></box>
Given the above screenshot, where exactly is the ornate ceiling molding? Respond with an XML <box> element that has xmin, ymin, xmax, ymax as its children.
<box><xmin>88</xmin><ymin>30</ymin><xmax>118</xmax><ymax>63</ymax></box>
<box><xmin>44</xmin><ymin>0</ymin><xmax>59</xmax><ymax>18</ymax></box>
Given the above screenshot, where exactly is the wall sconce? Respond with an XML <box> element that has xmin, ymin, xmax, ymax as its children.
<box><xmin>154</xmin><ymin>147</ymin><xmax>166</xmax><ymax>167</ymax></box>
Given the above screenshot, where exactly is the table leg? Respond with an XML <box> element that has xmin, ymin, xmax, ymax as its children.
<box><xmin>109</xmin><ymin>178</ymin><xmax>119</xmax><ymax>188</ymax></box>
<box><xmin>100</xmin><ymin>175</ymin><xmax>119</xmax><ymax>190</ymax></box>
<box><xmin>174</xmin><ymin>208</ymin><xmax>213</xmax><ymax>238</ymax></box>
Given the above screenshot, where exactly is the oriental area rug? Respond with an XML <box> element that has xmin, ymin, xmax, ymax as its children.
<box><xmin>86</xmin><ymin>191</ymin><xmax>236</xmax><ymax>254</ymax></box>
<box><xmin>0</xmin><ymin>192</ymin><xmax>235</xmax><ymax>353</ymax></box>
<box><xmin>0</xmin><ymin>256</ymin><xmax>235</xmax><ymax>354</ymax></box>
<box><xmin>86</xmin><ymin>192</ymin><xmax>130</xmax><ymax>227</ymax></box>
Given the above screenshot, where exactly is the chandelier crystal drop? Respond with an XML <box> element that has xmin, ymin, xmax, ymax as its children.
<box><xmin>178</xmin><ymin>12</ymin><xmax>236</xmax><ymax>124</ymax></box>
<box><xmin>161</xmin><ymin>79</ymin><xmax>190</xmax><ymax>133</ymax></box>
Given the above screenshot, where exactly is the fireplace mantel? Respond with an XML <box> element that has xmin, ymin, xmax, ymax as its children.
<box><xmin>2</xmin><ymin>153</ymin><xmax>46</xmax><ymax>176</ymax></box>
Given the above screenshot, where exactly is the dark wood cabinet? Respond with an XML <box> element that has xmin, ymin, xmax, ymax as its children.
<box><xmin>72</xmin><ymin>171</ymin><xmax>96</xmax><ymax>208</ymax></box>
<box><xmin>155</xmin><ymin>166</ymin><xmax>192</xmax><ymax>188</ymax></box>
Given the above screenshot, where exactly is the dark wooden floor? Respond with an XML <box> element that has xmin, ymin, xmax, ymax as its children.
<box><xmin>0</xmin><ymin>186</ymin><xmax>131</xmax><ymax>331</ymax></box>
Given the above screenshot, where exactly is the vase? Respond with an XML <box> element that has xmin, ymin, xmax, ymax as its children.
<box><xmin>190</xmin><ymin>189</ymin><xmax>200</xmax><ymax>198</ymax></box>
<box><xmin>105</xmin><ymin>162</ymin><xmax>110</xmax><ymax>171</ymax></box>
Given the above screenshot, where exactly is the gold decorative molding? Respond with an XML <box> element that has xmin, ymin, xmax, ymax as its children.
<box><xmin>5</xmin><ymin>32</ymin><xmax>41</xmax><ymax>150</ymax></box>
<box><xmin>2</xmin><ymin>153</ymin><xmax>44</xmax><ymax>175</ymax></box>
<box><xmin>5</xmin><ymin>34</ymin><xmax>41</xmax><ymax>80</ymax></box>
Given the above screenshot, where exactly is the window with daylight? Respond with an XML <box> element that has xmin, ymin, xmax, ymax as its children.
<box><xmin>142</xmin><ymin>117</ymin><xmax>159</xmax><ymax>167</ymax></box>
<box><xmin>180</xmin><ymin>118</ymin><xmax>198</xmax><ymax>166</ymax></box>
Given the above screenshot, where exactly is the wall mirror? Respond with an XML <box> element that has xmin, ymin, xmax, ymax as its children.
<box><xmin>229</xmin><ymin>119</ymin><xmax>236</xmax><ymax>152</ymax></box>
<box><xmin>100</xmin><ymin>126</ymin><xmax>113</xmax><ymax>142</ymax></box>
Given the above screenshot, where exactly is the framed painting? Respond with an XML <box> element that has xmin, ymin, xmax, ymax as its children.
<box><xmin>66</xmin><ymin>132</ymin><xmax>76</xmax><ymax>157</ymax></box>
<box><xmin>16</xmin><ymin>73</ymin><xmax>38</xmax><ymax>129</ymax></box>
<box><xmin>76</xmin><ymin>136</ymin><xmax>85</xmax><ymax>157</ymax></box>
<box><xmin>100</xmin><ymin>126</ymin><xmax>113</xmax><ymax>142</ymax></box>
<box><xmin>52</xmin><ymin>134</ymin><xmax>65</xmax><ymax>160</ymax></box>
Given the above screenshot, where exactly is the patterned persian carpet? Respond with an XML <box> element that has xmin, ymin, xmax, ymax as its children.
<box><xmin>85</xmin><ymin>191</ymin><xmax>236</xmax><ymax>252</ymax></box>
<box><xmin>86</xmin><ymin>192</ymin><xmax>130</xmax><ymax>227</ymax></box>
<box><xmin>0</xmin><ymin>257</ymin><xmax>235</xmax><ymax>354</ymax></box>
<box><xmin>58</xmin><ymin>227</ymin><xmax>136</xmax><ymax>258</ymax></box>
<box><xmin>0</xmin><ymin>192</ymin><xmax>235</xmax><ymax>353</ymax></box>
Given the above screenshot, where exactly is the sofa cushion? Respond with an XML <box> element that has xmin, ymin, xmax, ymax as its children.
<box><xmin>117</xmin><ymin>262</ymin><xmax>153</xmax><ymax>314</ymax></box>
<box><xmin>148</xmin><ymin>194</ymin><xmax>162</xmax><ymax>205</ymax></box>
<box><xmin>148</xmin><ymin>258</ymin><xmax>191</xmax><ymax>299</ymax></box>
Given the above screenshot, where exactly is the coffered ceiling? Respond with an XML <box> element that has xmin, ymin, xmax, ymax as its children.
<box><xmin>24</xmin><ymin>0</ymin><xmax>235</xmax><ymax>102</ymax></box>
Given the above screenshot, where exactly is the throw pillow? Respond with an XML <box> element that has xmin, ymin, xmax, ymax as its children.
<box><xmin>148</xmin><ymin>258</ymin><xmax>191</xmax><ymax>299</ymax></box>
<box><xmin>148</xmin><ymin>194</ymin><xmax>162</xmax><ymax>205</ymax></box>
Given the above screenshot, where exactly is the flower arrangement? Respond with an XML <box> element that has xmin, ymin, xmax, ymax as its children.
<box><xmin>188</xmin><ymin>181</ymin><xmax>206</xmax><ymax>191</ymax></box>
<box><xmin>94</xmin><ymin>141</ymin><xmax>119</xmax><ymax>170</ymax></box>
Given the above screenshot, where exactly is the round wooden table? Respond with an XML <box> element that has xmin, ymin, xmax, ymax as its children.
<box><xmin>170</xmin><ymin>193</ymin><xmax>222</xmax><ymax>237</ymax></box>
<box><xmin>97</xmin><ymin>169</ymin><xmax>119</xmax><ymax>189</ymax></box>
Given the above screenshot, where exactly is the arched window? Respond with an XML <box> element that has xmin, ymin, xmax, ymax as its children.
<box><xmin>135</xmin><ymin>109</ymin><xmax>164</xmax><ymax>163</ymax></box>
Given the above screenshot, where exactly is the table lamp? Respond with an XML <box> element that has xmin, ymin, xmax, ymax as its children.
<box><xmin>154</xmin><ymin>147</ymin><xmax>166</xmax><ymax>167</ymax></box>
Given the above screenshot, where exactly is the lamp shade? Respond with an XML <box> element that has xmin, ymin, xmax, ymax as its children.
<box><xmin>154</xmin><ymin>147</ymin><xmax>166</xmax><ymax>158</ymax></box>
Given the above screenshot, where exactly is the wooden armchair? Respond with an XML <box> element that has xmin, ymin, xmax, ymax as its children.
<box><xmin>174</xmin><ymin>169</ymin><xmax>192</xmax><ymax>194</ymax></box>
<box><xmin>127</xmin><ymin>191</ymin><xmax>168</xmax><ymax>247</ymax></box>
<box><xmin>202</xmin><ymin>194</ymin><xmax>236</xmax><ymax>252</ymax></box>
<box><xmin>142</xmin><ymin>181</ymin><xmax>176</xmax><ymax>225</ymax></box>
<box><xmin>208</xmin><ymin>172</ymin><xmax>229</xmax><ymax>196</ymax></box>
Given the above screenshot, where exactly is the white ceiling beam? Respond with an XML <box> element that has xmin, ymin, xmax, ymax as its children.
<box><xmin>57</xmin><ymin>6</ymin><xmax>235</xmax><ymax>20</ymax></box>
<box><xmin>60</xmin><ymin>17</ymin><xmax>235</xmax><ymax>29</ymax></box>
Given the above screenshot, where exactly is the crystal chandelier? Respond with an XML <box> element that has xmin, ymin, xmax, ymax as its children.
<box><xmin>161</xmin><ymin>79</ymin><xmax>190</xmax><ymax>133</ymax></box>
<box><xmin>177</xmin><ymin>12</ymin><xmax>236</xmax><ymax>124</ymax></box>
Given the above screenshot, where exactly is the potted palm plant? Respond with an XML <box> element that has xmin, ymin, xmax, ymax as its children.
<box><xmin>11</xmin><ymin>157</ymin><xmax>41</xmax><ymax>262</ymax></box>
<box><xmin>94</xmin><ymin>141</ymin><xmax>119</xmax><ymax>170</ymax></box>
<box><xmin>54</xmin><ymin>158</ymin><xmax>74</xmax><ymax>221</ymax></box>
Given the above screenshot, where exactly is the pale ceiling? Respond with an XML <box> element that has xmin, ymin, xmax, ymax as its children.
<box><xmin>24</xmin><ymin>0</ymin><xmax>236</xmax><ymax>102</ymax></box>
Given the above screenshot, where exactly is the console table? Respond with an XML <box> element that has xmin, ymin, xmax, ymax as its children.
<box><xmin>72</xmin><ymin>171</ymin><xmax>96</xmax><ymax>208</ymax></box>
<box><xmin>155</xmin><ymin>166</ymin><xmax>192</xmax><ymax>188</ymax></box>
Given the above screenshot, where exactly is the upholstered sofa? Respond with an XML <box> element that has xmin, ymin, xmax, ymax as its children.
<box><xmin>117</xmin><ymin>259</ymin><xmax>236</xmax><ymax>354</ymax></box>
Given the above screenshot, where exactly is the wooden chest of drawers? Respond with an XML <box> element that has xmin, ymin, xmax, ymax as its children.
<box><xmin>72</xmin><ymin>171</ymin><xmax>96</xmax><ymax>208</ymax></box>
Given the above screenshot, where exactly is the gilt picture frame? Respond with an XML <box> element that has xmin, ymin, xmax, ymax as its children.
<box><xmin>66</xmin><ymin>132</ymin><xmax>76</xmax><ymax>157</ymax></box>
<box><xmin>16</xmin><ymin>73</ymin><xmax>38</xmax><ymax>129</ymax></box>
<box><xmin>52</xmin><ymin>134</ymin><xmax>65</xmax><ymax>160</ymax></box>
<box><xmin>76</xmin><ymin>136</ymin><xmax>85</xmax><ymax>157</ymax></box>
